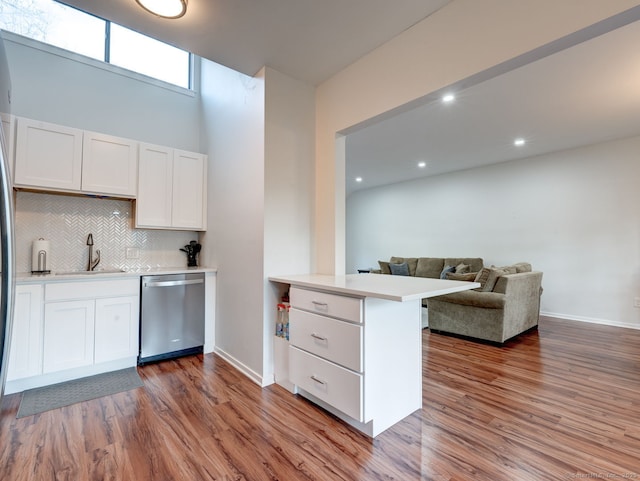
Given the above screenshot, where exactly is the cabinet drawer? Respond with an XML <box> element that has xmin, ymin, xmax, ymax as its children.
<box><xmin>290</xmin><ymin>287</ymin><xmax>362</xmax><ymax>323</ymax></box>
<box><xmin>45</xmin><ymin>279</ymin><xmax>139</xmax><ymax>301</ymax></box>
<box><xmin>290</xmin><ymin>346</ymin><xmax>363</xmax><ymax>421</ymax></box>
<box><xmin>290</xmin><ymin>308</ymin><xmax>362</xmax><ymax>372</ymax></box>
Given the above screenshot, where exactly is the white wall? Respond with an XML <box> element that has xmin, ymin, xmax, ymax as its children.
<box><xmin>4</xmin><ymin>33</ymin><xmax>200</xmax><ymax>151</ymax></box>
<box><xmin>199</xmin><ymin>60</ymin><xmax>266</xmax><ymax>383</ymax></box>
<box><xmin>347</xmin><ymin>135</ymin><xmax>640</xmax><ymax>329</ymax></box>
<box><xmin>263</xmin><ymin>68</ymin><xmax>314</xmax><ymax>382</ymax></box>
<box><xmin>315</xmin><ymin>0</ymin><xmax>639</xmax><ymax>275</ymax></box>
<box><xmin>199</xmin><ymin>62</ymin><xmax>315</xmax><ymax>385</ymax></box>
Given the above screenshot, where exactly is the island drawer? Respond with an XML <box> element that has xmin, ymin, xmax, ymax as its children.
<box><xmin>289</xmin><ymin>308</ymin><xmax>363</xmax><ymax>372</ymax></box>
<box><xmin>289</xmin><ymin>346</ymin><xmax>363</xmax><ymax>422</ymax></box>
<box><xmin>290</xmin><ymin>287</ymin><xmax>362</xmax><ymax>323</ymax></box>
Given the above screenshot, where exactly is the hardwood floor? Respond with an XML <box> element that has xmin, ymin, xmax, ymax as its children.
<box><xmin>1</xmin><ymin>316</ymin><xmax>639</xmax><ymax>480</ymax></box>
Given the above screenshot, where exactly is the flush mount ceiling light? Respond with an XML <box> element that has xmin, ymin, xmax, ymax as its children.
<box><xmin>514</xmin><ymin>138</ymin><xmax>526</xmax><ymax>146</ymax></box>
<box><xmin>135</xmin><ymin>0</ymin><xmax>187</xmax><ymax>19</ymax></box>
<box><xmin>417</xmin><ymin>161</ymin><xmax>427</xmax><ymax>168</ymax></box>
<box><xmin>442</xmin><ymin>93</ymin><xmax>455</xmax><ymax>103</ymax></box>
<box><xmin>355</xmin><ymin>177</ymin><xmax>363</xmax><ymax>182</ymax></box>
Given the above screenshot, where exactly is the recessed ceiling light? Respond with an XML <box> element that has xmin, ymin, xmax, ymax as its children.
<box><xmin>418</xmin><ymin>161</ymin><xmax>426</xmax><ymax>168</ymax></box>
<box><xmin>442</xmin><ymin>94</ymin><xmax>455</xmax><ymax>103</ymax></box>
<box><xmin>355</xmin><ymin>177</ymin><xmax>363</xmax><ymax>182</ymax></box>
<box><xmin>135</xmin><ymin>0</ymin><xmax>187</xmax><ymax>19</ymax></box>
<box><xmin>514</xmin><ymin>138</ymin><xmax>526</xmax><ymax>146</ymax></box>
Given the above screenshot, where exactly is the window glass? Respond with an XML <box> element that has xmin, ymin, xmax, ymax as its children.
<box><xmin>0</xmin><ymin>0</ymin><xmax>191</xmax><ymax>89</ymax></box>
<box><xmin>0</xmin><ymin>0</ymin><xmax>105</xmax><ymax>61</ymax></box>
<box><xmin>110</xmin><ymin>24</ymin><xmax>190</xmax><ymax>89</ymax></box>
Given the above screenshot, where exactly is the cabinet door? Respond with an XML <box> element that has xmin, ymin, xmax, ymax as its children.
<box><xmin>1</xmin><ymin>113</ymin><xmax>15</xmax><ymax>184</ymax></box>
<box><xmin>94</xmin><ymin>296</ymin><xmax>139</xmax><ymax>363</ymax></box>
<box><xmin>14</xmin><ymin>118</ymin><xmax>83</xmax><ymax>191</ymax></box>
<box><xmin>7</xmin><ymin>284</ymin><xmax>44</xmax><ymax>381</ymax></box>
<box><xmin>172</xmin><ymin>150</ymin><xmax>206</xmax><ymax>230</ymax></box>
<box><xmin>136</xmin><ymin>142</ymin><xmax>173</xmax><ymax>228</ymax></box>
<box><xmin>82</xmin><ymin>131</ymin><xmax>138</xmax><ymax>197</ymax></box>
<box><xmin>43</xmin><ymin>300</ymin><xmax>95</xmax><ymax>373</ymax></box>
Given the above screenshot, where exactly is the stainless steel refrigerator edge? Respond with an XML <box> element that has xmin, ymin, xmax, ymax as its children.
<box><xmin>0</xmin><ymin>31</ymin><xmax>17</xmax><ymax>404</ymax></box>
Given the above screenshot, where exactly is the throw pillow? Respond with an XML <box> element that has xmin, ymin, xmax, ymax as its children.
<box><xmin>445</xmin><ymin>272</ymin><xmax>477</xmax><ymax>281</ymax></box>
<box><xmin>474</xmin><ymin>267</ymin><xmax>506</xmax><ymax>291</ymax></box>
<box><xmin>455</xmin><ymin>263</ymin><xmax>470</xmax><ymax>274</ymax></box>
<box><xmin>378</xmin><ymin>260</ymin><xmax>391</xmax><ymax>275</ymax></box>
<box><xmin>390</xmin><ymin>262</ymin><xmax>410</xmax><ymax>276</ymax></box>
<box><xmin>440</xmin><ymin>265</ymin><xmax>456</xmax><ymax>279</ymax></box>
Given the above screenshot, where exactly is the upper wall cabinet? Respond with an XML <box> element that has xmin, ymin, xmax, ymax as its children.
<box><xmin>1</xmin><ymin>113</ymin><xmax>16</xmax><ymax>184</ymax></box>
<box><xmin>13</xmin><ymin>118</ymin><xmax>138</xmax><ymax>198</ymax></box>
<box><xmin>14</xmin><ymin>118</ymin><xmax>83</xmax><ymax>192</ymax></box>
<box><xmin>136</xmin><ymin>142</ymin><xmax>207</xmax><ymax>231</ymax></box>
<box><xmin>82</xmin><ymin>131</ymin><xmax>137</xmax><ymax>197</ymax></box>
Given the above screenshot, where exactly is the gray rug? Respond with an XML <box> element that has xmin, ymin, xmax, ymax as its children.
<box><xmin>17</xmin><ymin>367</ymin><xmax>144</xmax><ymax>418</ymax></box>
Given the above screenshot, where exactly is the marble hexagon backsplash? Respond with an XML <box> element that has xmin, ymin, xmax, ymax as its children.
<box><xmin>14</xmin><ymin>191</ymin><xmax>199</xmax><ymax>273</ymax></box>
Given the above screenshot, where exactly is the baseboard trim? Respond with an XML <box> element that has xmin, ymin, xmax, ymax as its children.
<box><xmin>541</xmin><ymin>311</ymin><xmax>640</xmax><ymax>330</ymax></box>
<box><xmin>213</xmin><ymin>347</ymin><xmax>273</xmax><ymax>387</ymax></box>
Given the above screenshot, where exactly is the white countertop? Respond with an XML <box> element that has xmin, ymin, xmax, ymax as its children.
<box><xmin>17</xmin><ymin>266</ymin><xmax>217</xmax><ymax>284</ymax></box>
<box><xmin>269</xmin><ymin>273</ymin><xmax>480</xmax><ymax>302</ymax></box>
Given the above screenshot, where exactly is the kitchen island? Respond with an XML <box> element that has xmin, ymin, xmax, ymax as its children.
<box><xmin>269</xmin><ymin>273</ymin><xmax>480</xmax><ymax>437</ymax></box>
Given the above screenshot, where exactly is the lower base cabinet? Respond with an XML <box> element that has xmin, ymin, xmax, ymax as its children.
<box><xmin>6</xmin><ymin>284</ymin><xmax>44</xmax><ymax>382</ymax></box>
<box><xmin>6</xmin><ymin>279</ymin><xmax>139</xmax><ymax>394</ymax></box>
<box><xmin>43</xmin><ymin>300</ymin><xmax>95</xmax><ymax>373</ymax></box>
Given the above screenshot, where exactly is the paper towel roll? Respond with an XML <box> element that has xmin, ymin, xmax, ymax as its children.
<box><xmin>32</xmin><ymin>238</ymin><xmax>50</xmax><ymax>272</ymax></box>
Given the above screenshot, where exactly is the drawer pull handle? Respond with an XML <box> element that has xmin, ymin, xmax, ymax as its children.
<box><xmin>310</xmin><ymin>375</ymin><xmax>326</xmax><ymax>385</ymax></box>
<box><xmin>311</xmin><ymin>333</ymin><xmax>327</xmax><ymax>341</ymax></box>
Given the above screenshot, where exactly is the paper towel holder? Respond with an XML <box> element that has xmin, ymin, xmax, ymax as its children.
<box><xmin>31</xmin><ymin>237</ymin><xmax>51</xmax><ymax>274</ymax></box>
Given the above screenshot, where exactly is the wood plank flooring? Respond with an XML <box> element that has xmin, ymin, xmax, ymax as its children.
<box><xmin>1</xmin><ymin>316</ymin><xmax>639</xmax><ymax>480</ymax></box>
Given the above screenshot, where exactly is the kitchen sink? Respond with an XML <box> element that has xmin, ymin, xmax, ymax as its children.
<box><xmin>54</xmin><ymin>269</ymin><xmax>127</xmax><ymax>275</ymax></box>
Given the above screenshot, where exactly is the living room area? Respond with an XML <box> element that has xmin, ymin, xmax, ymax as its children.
<box><xmin>344</xmin><ymin>13</ymin><xmax>640</xmax><ymax>335</ymax></box>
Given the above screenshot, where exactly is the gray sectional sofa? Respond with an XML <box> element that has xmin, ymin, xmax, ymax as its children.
<box><xmin>373</xmin><ymin>256</ymin><xmax>543</xmax><ymax>344</ymax></box>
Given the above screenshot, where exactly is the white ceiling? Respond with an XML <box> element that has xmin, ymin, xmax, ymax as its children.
<box><xmin>59</xmin><ymin>0</ymin><xmax>449</xmax><ymax>85</ymax></box>
<box><xmin>345</xmin><ymin>10</ymin><xmax>640</xmax><ymax>195</ymax></box>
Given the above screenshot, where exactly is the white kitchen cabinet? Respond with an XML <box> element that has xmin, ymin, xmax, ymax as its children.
<box><xmin>14</xmin><ymin>117</ymin><xmax>83</xmax><ymax>192</ymax></box>
<box><xmin>287</xmin><ymin>285</ymin><xmax>422</xmax><ymax>437</ymax></box>
<box><xmin>82</xmin><ymin>131</ymin><xmax>138</xmax><ymax>197</ymax></box>
<box><xmin>94</xmin><ymin>295</ymin><xmax>138</xmax><ymax>363</ymax></box>
<box><xmin>43</xmin><ymin>299</ymin><xmax>95</xmax><ymax>373</ymax></box>
<box><xmin>1</xmin><ymin>112</ymin><xmax>15</xmax><ymax>182</ymax></box>
<box><xmin>136</xmin><ymin>142</ymin><xmax>207</xmax><ymax>230</ymax></box>
<box><xmin>136</xmin><ymin>143</ymin><xmax>173</xmax><ymax>228</ymax></box>
<box><xmin>43</xmin><ymin>278</ymin><xmax>139</xmax><ymax>375</ymax></box>
<box><xmin>6</xmin><ymin>284</ymin><xmax>43</xmax><ymax>381</ymax></box>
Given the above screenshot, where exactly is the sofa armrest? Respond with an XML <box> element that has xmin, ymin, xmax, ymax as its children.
<box><xmin>429</xmin><ymin>290</ymin><xmax>505</xmax><ymax>309</ymax></box>
<box><xmin>493</xmin><ymin>271</ymin><xmax>543</xmax><ymax>297</ymax></box>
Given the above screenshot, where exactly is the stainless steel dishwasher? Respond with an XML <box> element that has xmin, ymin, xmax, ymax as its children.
<box><xmin>139</xmin><ymin>272</ymin><xmax>205</xmax><ymax>364</ymax></box>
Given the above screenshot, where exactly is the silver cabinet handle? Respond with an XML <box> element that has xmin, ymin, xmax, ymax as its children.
<box><xmin>144</xmin><ymin>279</ymin><xmax>204</xmax><ymax>288</ymax></box>
<box><xmin>310</xmin><ymin>375</ymin><xmax>326</xmax><ymax>385</ymax></box>
<box><xmin>311</xmin><ymin>300</ymin><xmax>328</xmax><ymax>306</ymax></box>
<box><xmin>310</xmin><ymin>333</ymin><xmax>327</xmax><ymax>341</ymax></box>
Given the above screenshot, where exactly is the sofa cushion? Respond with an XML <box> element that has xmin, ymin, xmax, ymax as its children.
<box><xmin>445</xmin><ymin>272</ymin><xmax>477</xmax><ymax>281</ymax></box>
<box><xmin>390</xmin><ymin>262</ymin><xmax>410</xmax><ymax>276</ymax></box>
<box><xmin>378</xmin><ymin>260</ymin><xmax>391</xmax><ymax>275</ymax></box>
<box><xmin>445</xmin><ymin>258</ymin><xmax>483</xmax><ymax>273</ymax></box>
<box><xmin>390</xmin><ymin>257</ymin><xmax>418</xmax><ymax>276</ymax></box>
<box><xmin>440</xmin><ymin>265</ymin><xmax>456</xmax><ymax>279</ymax></box>
<box><xmin>514</xmin><ymin>262</ymin><xmax>532</xmax><ymax>273</ymax></box>
<box><xmin>430</xmin><ymin>290</ymin><xmax>506</xmax><ymax>309</ymax></box>
<box><xmin>415</xmin><ymin>258</ymin><xmax>444</xmax><ymax>278</ymax></box>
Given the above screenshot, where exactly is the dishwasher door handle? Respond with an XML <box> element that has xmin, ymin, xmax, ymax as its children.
<box><xmin>144</xmin><ymin>279</ymin><xmax>205</xmax><ymax>288</ymax></box>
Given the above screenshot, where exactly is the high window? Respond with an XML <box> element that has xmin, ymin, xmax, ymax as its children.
<box><xmin>0</xmin><ymin>0</ymin><xmax>192</xmax><ymax>89</ymax></box>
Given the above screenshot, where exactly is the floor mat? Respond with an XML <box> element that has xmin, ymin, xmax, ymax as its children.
<box><xmin>17</xmin><ymin>367</ymin><xmax>144</xmax><ymax>418</ymax></box>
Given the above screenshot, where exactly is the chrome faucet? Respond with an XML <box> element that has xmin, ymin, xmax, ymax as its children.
<box><xmin>86</xmin><ymin>233</ymin><xmax>101</xmax><ymax>271</ymax></box>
